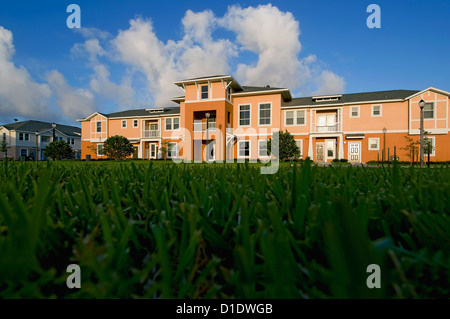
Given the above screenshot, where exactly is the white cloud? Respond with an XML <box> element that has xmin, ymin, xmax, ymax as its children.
<box><xmin>312</xmin><ymin>70</ymin><xmax>346</xmax><ymax>96</ymax></box>
<box><xmin>1</xmin><ymin>4</ymin><xmax>346</xmax><ymax>123</ymax></box>
<box><xmin>46</xmin><ymin>70</ymin><xmax>95</xmax><ymax>119</ymax></box>
<box><xmin>0</xmin><ymin>26</ymin><xmax>52</xmax><ymax>121</ymax></box>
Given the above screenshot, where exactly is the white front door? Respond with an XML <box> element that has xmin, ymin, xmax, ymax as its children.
<box><xmin>348</xmin><ymin>142</ymin><xmax>361</xmax><ymax>163</ymax></box>
<box><xmin>316</xmin><ymin>142</ymin><xmax>325</xmax><ymax>163</ymax></box>
<box><xmin>150</xmin><ymin>143</ymin><xmax>157</xmax><ymax>159</ymax></box>
<box><xmin>326</xmin><ymin>140</ymin><xmax>336</xmax><ymax>161</ymax></box>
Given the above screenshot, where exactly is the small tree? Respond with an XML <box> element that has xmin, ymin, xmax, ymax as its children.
<box><xmin>267</xmin><ymin>130</ymin><xmax>300</xmax><ymax>161</ymax></box>
<box><xmin>103</xmin><ymin>135</ymin><xmax>133</xmax><ymax>160</ymax></box>
<box><xmin>400</xmin><ymin>131</ymin><xmax>434</xmax><ymax>162</ymax></box>
<box><xmin>1</xmin><ymin>137</ymin><xmax>9</xmax><ymax>158</ymax></box>
<box><xmin>159</xmin><ymin>140</ymin><xmax>169</xmax><ymax>160</ymax></box>
<box><xmin>44</xmin><ymin>140</ymin><xmax>74</xmax><ymax>160</ymax></box>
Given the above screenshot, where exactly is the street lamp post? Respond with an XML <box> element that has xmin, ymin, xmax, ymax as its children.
<box><xmin>205</xmin><ymin>112</ymin><xmax>210</xmax><ymax>161</ymax></box>
<box><xmin>35</xmin><ymin>131</ymin><xmax>39</xmax><ymax>161</ymax></box>
<box><xmin>419</xmin><ymin>99</ymin><xmax>425</xmax><ymax>168</ymax></box>
<box><xmin>52</xmin><ymin>122</ymin><xmax>56</xmax><ymax>142</ymax></box>
<box><xmin>205</xmin><ymin>112</ymin><xmax>210</xmax><ymax>141</ymax></box>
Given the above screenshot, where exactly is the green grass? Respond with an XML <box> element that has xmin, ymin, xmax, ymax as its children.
<box><xmin>0</xmin><ymin>160</ymin><xmax>449</xmax><ymax>298</ymax></box>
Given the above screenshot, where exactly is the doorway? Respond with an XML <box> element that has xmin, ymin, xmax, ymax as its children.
<box><xmin>348</xmin><ymin>142</ymin><xmax>361</xmax><ymax>163</ymax></box>
<box><xmin>150</xmin><ymin>143</ymin><xmax>158</xmax><ymax>159</ymax></box>
<box><xmin>316</xmin><ymin>142</ymin><xmax>325</xmax><ymax>163</ymax></box>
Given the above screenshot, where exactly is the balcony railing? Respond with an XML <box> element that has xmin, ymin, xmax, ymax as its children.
<box><xmin>314</xmin><ymin>123</ymin><xmax>341</xmax><ymax>133</ymax></box>
<box><xmin>193</xmin><ymin>121</ymin><xmax>216</xmax><ymax>132</ymax></box>
<box><xmin>141</xmin><ymin>130</ymin><xmax>160</xmax><ymax>138</ymax></box>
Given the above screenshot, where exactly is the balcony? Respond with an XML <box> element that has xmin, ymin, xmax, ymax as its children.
<box><xmin>141</xmin><ymin>130</ymin><xmax>160</xmax><ymax>138</ymax></box>
<box><xmin>314</xmin><ymin>123</ymin><xmax>341</xmax><ymax>133</ymax></box>
<box><xmin>193</xmin><ymin>121</ymin><xmax>217</xmax><ymax>132</ymax></box>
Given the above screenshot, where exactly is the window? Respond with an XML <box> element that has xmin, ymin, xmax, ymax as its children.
<box><xmin>133</xmin><ymin>120</ymin><xmax>139</xmax><ymax>128</ymax></box>
<box><xmin>297</xmin><ymin>110</ymin><xmax>306</xmax><ymax>125</ymax></box>
<box><xmin>350</xmin><ymin>106</ymin><xmax>360</xmax><ymax>118</ymax></box>
<box><xmin>285</xmin><ymin>111</ymin><xmax>294</xmax><ymax>125</ymax></box>
<box><xmin>259</xmin><ymin>103</ymin><xmax>271</xmax><ymax>125</ymax></box>
<box><xmin>19</xmin><ymin>133</ymin><xmax>29</xmax><ymax>141</ymax></box>
<box><xmin>173</xmin><ymin>118</ymin><xmax>180</xmax><ymax>130</ymax></box>
<box><xmin>71</xmin><ymin>138</ymin><xmax>75</xmax><ymax>145</ymax></box>
<box><xmin>20</xmin><ymin>149</ymin><xmax>28</xmax><ymax>157</ymax></box>
<box><xmin>368</xmin><ymin>138</ymin><xmax>379</xmax><ymax>150</ymax></box>
<box><xmin>226</xmin><ymin>87</ymin><xmax>232</xmax><ymax>101</ymax></box>
<box><xmin>41</xmin><ymin>136</ymin><xmax>50</xmax><ymax>143</ymax></box>
<box><xmin>97</xmin><ymin>121</ymin><xmax>102</xmax><ymax>132</ymax></box>
<box><xmin>295</xmin><ymin>140</ymin><xmax>303</xmax><ymax>158</ymax></box>
<box><xmin>2</xmin><ymin>133</ymin><xmax>5</xmax><ymax>140</ymax></box>
<box><xmin>424</xmin><ymin>102</ymin><xmax>434</xmax><ymax>119</ymax></box>
<box><xmin>97</xmin><ymin>144</ymin><xmax>104</xmax><ymax>156</ymax></box>
<box><xmin>238</xmin><ymin>141</ymin><xmax>250</xmax><ymax>158</ymax></box>
<box><xmin>122</xmin><ymin>120</ymin><xmax>127</xmax><ymax>128</ymax></box>
<box><xmin>167</xmin><ymin>142</ymin><xmax>177</xmax><ymax>158</ymax></box>
<box><xmin>258</xmin><ymin>140</ymin><xmax>268</xmax><ymax>158</ymax></box>
<box><xmin>285</xmin><ymin>110</ymin><xmax>306</xmax><ymax>126</ymax></box>
<box><xmin>166</xmin><ymin>118</ymin><xmax>180</xmax><ymax>130</ymax></box>
<box><xmin>201</xmin><ymin>85</ymin><xmax>208</xmax><ymax>99</ymax></box>
<box><xmin>424</xmin><ymin>136</ymin><xmax>435</xmax><ymax>156</ymax></box>
<box><xmin>239</xmin><ymin>105</ymin><xmax>251</xmax><ymax>126</ymax></box>
<box><xmin>372</xmin><ymin>105</ymin><xmax>382</xmax><ymax>117</ymax></box>
<box><xmin>67</xmin><ymin>138</ymin><xmax>70</xmax><ymax>143</ymax></box>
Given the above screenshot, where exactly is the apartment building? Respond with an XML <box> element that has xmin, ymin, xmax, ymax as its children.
<box><xmin>0</xmin><ymin>120</ymin><xmax>81</xmax><ymax>160</ymax></box>
<box><xmin>79</xmin><ymin>75</ymin><xmax>450</xmax><ymax>163</ymax></box>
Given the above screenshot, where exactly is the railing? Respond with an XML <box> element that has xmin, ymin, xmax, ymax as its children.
<box><xmin>193</xmin><ymin>121</ymin><xmax>217</xmax><ymax>132</ymax></box>
<box><xmin>141</xmin><ymin>130</ymin><xmax>160</xmax><ymax>138</ymax></box>
<box><xmin>314</xmin><ymin>123</ymin><xmax>341</xmax><ymax>133</ymax></box>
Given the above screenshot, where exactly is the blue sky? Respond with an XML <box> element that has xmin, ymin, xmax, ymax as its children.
<box><xmin>0</xmin><ymin>0</ymin><xmax>449</xmax><ymax>126</ymax></box>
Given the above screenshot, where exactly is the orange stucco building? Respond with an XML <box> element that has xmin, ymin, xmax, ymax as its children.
<box><xmin>79</xmin><ymin>75</ymin><xmax>450</xmax><ymax>163</ymax></box>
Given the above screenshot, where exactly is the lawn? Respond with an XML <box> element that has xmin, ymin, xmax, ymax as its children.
<box><xmin>0</xmin><ymin>160</ymin><xmax>449</xmax><ymax>298</ymax></box>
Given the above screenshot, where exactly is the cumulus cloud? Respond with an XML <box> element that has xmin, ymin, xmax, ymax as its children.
<box><xmin>0</xmin><ymin>26</ymin><xmax>52</xmax><ymax>121</ymax></box>
<box><xmin>0</xmin><ymin>4</ymin><xmax>346</xmax><ymax>123</ymax></box>
<box><xmin>46</xmin><ymin>70</ymin><xmax>95</xmax><ymax>119</ymax></box>
<box><xmin>312</xmin><ymin>70</ymin><xmax>346</xmax><ymax>96</ymax></box>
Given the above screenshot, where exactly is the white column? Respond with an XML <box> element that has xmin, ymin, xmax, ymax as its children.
<box><xmin>308</xmin><ymin>135</ymin><xmax>313</xmax><ymax>159</ymax></box>
<box><xmin>338</xmin><ymin>134</ymin><xmax>344</xmax><ymax>159</ymax></box>
<box><xmin>139</xmin><ymin>140</ymin><xmax>143</xmax><ymax>159</ymax></box>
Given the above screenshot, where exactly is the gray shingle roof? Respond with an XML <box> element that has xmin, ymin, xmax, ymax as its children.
<box><xmin>239</xmin><ymin>86</ymin><xmax>288</xmax><ymax>93</ymax></box>
<box><xmin>105</xmin><ymin>107</ymin><xmax>180</xmax><ymax>118</ymax></box>
<box><xmin>283</xmin><ymin>90</ymin><xmax>419</xmax><ymax>107</ymax></box>
<box><xmin>2</xmin><ymin>120</ymin><xmax>81</xmax><ymax>137</ymax></box>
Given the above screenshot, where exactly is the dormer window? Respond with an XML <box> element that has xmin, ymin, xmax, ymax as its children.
<box><xmin>201</xmin><ymin>85</ymin><xmax>209</xmax><ymax>99</ymax></box>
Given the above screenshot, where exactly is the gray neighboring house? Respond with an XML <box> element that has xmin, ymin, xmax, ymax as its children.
<box><xmin>0</xmin><ymin>120</ymin><xmax>81</xmax><ymax>160</ymax></box>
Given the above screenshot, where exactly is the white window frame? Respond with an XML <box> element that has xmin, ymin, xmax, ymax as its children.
<box><xmin>258</xmin><ymin>102</ymin><xmax>272</xmax><ymax>126</ymax></box>
<box><xmin>200</xmin><ymin>84</ymin><xmax>209</xmax><ymax>100</ymax></box>
<box><xmin>295</xmin><ymin>139</ymin><xmax>303</xmax><ymax>158</ymax></box>
<box><xmin>167</xmin><ymin>142</ymin><xmax>178</xmax><ymax>158</ymax></box>
<box><xmin>133</xmin><ymin>120</ymin><xmax>139</xmax><ymax>128</ymax></box>
<box><xmin>424</xmin><ymin>136</ymin><xmax>435</xmax><ymax>157</ymax></box>
<box><xmin>424</xmin><ymin>102</ymin><xmax>435</xmax><ymax>119</ymax></box>
<box><xmin>165</xmin><ymin>118</ymin><xmax>172</xmax><ymax>131</ymax></box>
<box><xmin>371</xmin><ymin>104</ymin><xmax>382</xmax><ymax>117</ymax></box>
<box><xmin>368</xmin><ymin>138</ymin><xmax>380</xmax><ymax>151</ymax></box>
<box><xmin>122</xmin><ymin>120</ymin><xmax>127</xmax><ymax>128</ymax></box>
<box><xmin>238</xmin><ymin>104</ymin><xmax>251</xmax><ymax>127</ymax></box>
<box><xmin>350</xmin><ymin>106</ymin><xmax>360</xmax><ymax>118</ymax></box>
<box><xmin>19</xmin><ymin>133</ymin><xmax>24</xmax><ymax>140</ymax></box>
<box><xmin>258</xmin><ymin>140</ymin><xmax>269</xmax><ymax>158</ymax></box>
<box><xmin>165</xmin><ymin>117</ymin><xmax>180</xmax><ymax>131</ymax></box>
<box><xmin>296</xmin><ymin>110</ymin><xmax>306</xmax><ymax>126</ymax></box>
<box><xmin>238</xmin><ymin>140</ymin><xmax>251</xmax><ymax>158</ymax></box>
<box><xmin>96</xmin><ymin>121</ymin><xmax>102</xmax><ymax>132</ymax></box>
<box><xmin>97</xmin><ymin>144</ymin><xmax>104</xmax><ymax>156</ymax></box>
<box><xmin>20</xmin><ymin>148</ymin><xmax>28</xmax><ymax>156</ymax></box>
<box><xmin>285</xmin><ymin>110</ymin><xmax>295</xmax><ymax>126</ymax></box>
